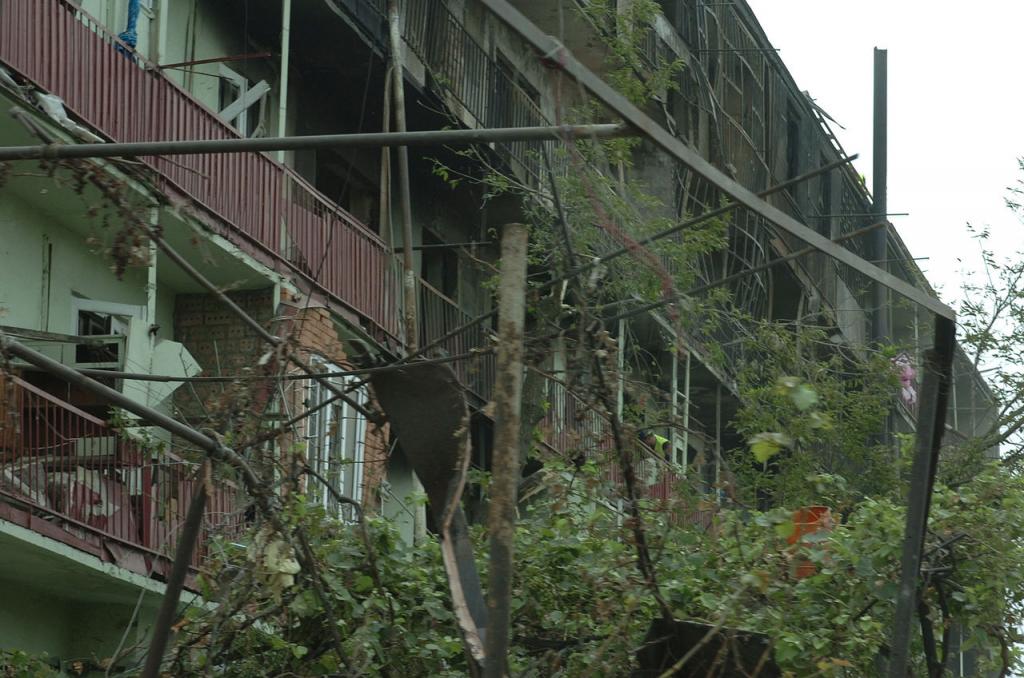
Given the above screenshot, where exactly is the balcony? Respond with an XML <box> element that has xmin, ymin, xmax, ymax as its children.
<box><xmin>0</xmin><ymin>0</ymin><xmax>397</xmax><ymax>341</ymax></box>
<box><xmin>0</xmin><ymin>374</ymin><xmax>242</xmax><ymax>581</ymax></box>
<box><xmin>339</xmin><ymin>0</ymin><xmax>554</xmax><ymax>184</ymax></box>
<box><xmin>540</xmin><ymin>375</ymin><xmax>715</xmax><ymax>527</ymax></box>
<box><xmin>418</xmin><ymin>278</ymin><xmax>496</xmax><ymax>402</ymax></box>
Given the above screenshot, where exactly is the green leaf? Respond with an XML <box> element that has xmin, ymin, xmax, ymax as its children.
<box><xmin>749</xmin><ymin>432</ymin><xmax>794</xmax><ymax>463</ymax></box>
<box><xmin>790</xmin><ymin>384</ymin><xmax>819</xmax><ymax>411</ymax></box>
<box><xmin>774</xmin><ymin>521</ymin><xmax>796</xmax><ymax>539</ymax></box>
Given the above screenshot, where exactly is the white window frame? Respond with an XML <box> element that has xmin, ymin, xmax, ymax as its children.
<box><xmin>217</xmin><ymin>64</ymin><xmax>270</xmax><ymax>138</ymax></box>
<box><xmin>70</xmin><ymin>297</ymin><xmax>146</xmax><ymax>336</ymax></box>
<box><xmin>305</xmin><ymin>362</ymin><xmax>367</xmax><ymax>521</ymax></box>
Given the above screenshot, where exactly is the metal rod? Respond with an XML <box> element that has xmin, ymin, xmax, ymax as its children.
<box><xmin>682</xmin><ymin>351</ymin><xmax>691</xmax><ymax>475</ymax></box>
<box><xmin>141</xmin><ymin>481</ymin><xmax>207</xmax><ymax>678</ymax></box>
<box><xmin>805</xmin><ymin>212</ymin><xmax>908</xmax><ymax>219</ymax></box>
<box><xmin>888</xmin><ymin>315</ymin><xmax>955</xmax><ymax>677</ymax></box>
<box><xmin>695</xmin><ymin>48</ymin><xmax>779</xmax><ymax>53</ymax></box>
<box><xmin>603</xmin><ymin>221</ymin><xmax>888</xmax><ymax>325</ymax></box>
<box><xmin>149</xmin><ymin>233</ymin><xmax>377</xmax><ymax>422</ymax></box>
<box><xmin>389</xmin><ymin>0</ymin><xmax>418</xmax><ymax>352</ymax></box>
<box><xmin>1</xmin><ymin>335</ymin><xmax>222</xmax><ymax>454</ymax></box>
<box><xmin>158</xmin><ymin>52</ymin><xmax>273</xmax><ymax>70</ymax></box>
<box><xmin>872</xmin><ymin>47</ymin><xmax>890</xmax><ymax>342</ymax></box>
<box><xmin>547</xmin><ymin>155</ymin><xmax>858</xmax><ymax>289</ymax></box>
<box><xmin>670</xmin><ymin>349</ymin><xmax>678</xmax><ymax>465</ymax></box>
<box><xmin>73</xmin><ymin>350</ymin><xmax>486</xmax><ymax>383</ymax></box>
<box><xmin>0</xmin><ymin>124</ymin><xmax>631</xmax><ymax>162</ymax></box>
<box><xmin>398</xmin><ymin>241</ymin><xmax>494</xmax><ymax>251</ymax></box>
<box><xmin>479</xmin><ymin>0</ymin><xmax>954</xmax><ymax>321</ymax></box>
<box><xmin>483</xmin><ymin>223</ymin><xmax>529</xmax><ymax>677</ymax></box>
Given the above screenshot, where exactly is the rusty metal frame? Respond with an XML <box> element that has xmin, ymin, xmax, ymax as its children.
<box><xmin>478</xmin><ymin>0</ymin><xmax>952</xmax><ymax>323</ymax></box>
<box><xmin>475</xmin><ymin>1</ymin><xmax>956</xmax><ymax>673</ymax></box>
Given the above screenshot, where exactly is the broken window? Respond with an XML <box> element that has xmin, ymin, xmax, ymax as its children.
<box><xmin>217</xmin><ymin>64</ymin><xmax>269</xmax><ymax>138</ymax></box>
<box><xmin>76</xmin><ymin>309</ymin><xmax>127</xmax><ymax>365</ymax></box>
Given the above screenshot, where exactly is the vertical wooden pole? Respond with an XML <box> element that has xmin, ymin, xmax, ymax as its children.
<box><xmin>275</xmin><ymin>0</ymin><xmax>292</xmax><ymax>163</ymax></box>
<box><xmin>483</xmin><ymin>223</ymin><xmax>529</xmax><ymax>678</ymax></box>
<box><xmin>387</xmin><ymin>0</ymin><xmax>418</xmax><ymax>351</ymax></box>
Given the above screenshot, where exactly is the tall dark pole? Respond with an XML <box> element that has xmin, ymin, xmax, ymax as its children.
<box><xmin>872</xmin><ymin>47</ymin><xmax>890</xmax><ymax>343</ymax></box>
<box><xmin>888</xmin><ymin>316</ymin><xmax>956</xmax><ymax>677</ymax></box>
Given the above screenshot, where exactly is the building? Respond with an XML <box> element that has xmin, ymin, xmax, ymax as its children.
<box><xmin>0</xmin><ymin>0</ymin><xmax>995</xmax><ymax>673</ymax></box>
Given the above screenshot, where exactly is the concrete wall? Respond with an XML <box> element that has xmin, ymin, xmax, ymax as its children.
<box><xmin>0</xmin><ymin>585</ymin><xmax>74</xmax><ymax>658</ymax></box>
<box><xmin>0</xmin><ymin>194</ymin><xmax>148</xmax><ymax>334</ymax></box>
<box><xmin>0</xmin><ymin>588</ymin><xmax>158</xmax><ymax>670</ymax></box>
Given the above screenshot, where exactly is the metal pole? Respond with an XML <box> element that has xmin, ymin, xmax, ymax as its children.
<box><xmin>275</xmin><ymin>0</ymin><xmax>292</xmax><ymax>163</ymax></box>
<box><xmin>1</xmin><ymin>335</ymin><xmax>223</xmax><ymax>455</ymax></box>
<box><xmin>888</xmin><ymin>315</ymin><xmax>956</xmax><ymax>677</ymax></box>
<box><xmin>617</xmin><ymin>318</ymin><xmax>626</xmax><ymax>420</ymax></box>
<box><xmin>379</xmin><ymin>66</ymin><xmax>393</xmax><ymax>251</ymax></box>
<box><xmin>389</xmin><ymin>0</ymin><xmax>417</xmax><ymax>351</ymax></box>
<box><xmin>872</xmin><ymin>47</ymin><xmax>890</xmax><ymax>342</ymax></box>
<box><xmin>714</xmin><ymin>383</ymin><xmax>722</xmax><ymax>500</ymax></box>
<box><xmin>670</xmin><ymin>349</ymin><xmax>678</xmax><ymax>464</ymax></box>
<box><xmin>0</xmin><ymin>125</ymin><xmax>630</xmax><ymax>162</ymax></box>
<box><xmin>141</xmin><ymin>482</ymin><xmax>207</xmax><ymax>678</ymax></box>
<box><xmin>682</xmin><ymin>351</ymin><xmax>691</xmax><ymax>476</ymax></box>
<box><xmin>483</xmin><ymin>223</ymin><xmax>529</xmax><ymax>678</ymax></box>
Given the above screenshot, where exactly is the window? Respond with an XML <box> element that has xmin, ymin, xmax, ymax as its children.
<box><xmin>305</xmin><ymin>366</ymin><xmax>368</xmax><ymax>521</ymax></box>
<box><xmin>77</xmin><ymin>310</ymin><xmax>129</xmax><ymax>337</ymax></box>
<box><xmin>217</xmin><ymin>64</ymin><xmax>269</xmax><ymax>138</ymax></box>
<box><xmin>71</xmin><ymin>297</ymin><xmax>140</xmax><ymax>367</ymax></box>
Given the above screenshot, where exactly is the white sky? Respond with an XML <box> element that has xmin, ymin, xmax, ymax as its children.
<box><xmin>745</xmin><ymin>0</ymin><xmax>1024</xmax><ymax>304</ymax></box>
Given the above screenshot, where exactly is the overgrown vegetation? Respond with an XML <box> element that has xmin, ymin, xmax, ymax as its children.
<box><xmin>5</xmin><ymin>1</ymin><xmax>1024</xmax><ymax>676</ymax></box>
<box><xmin>154</xmin><ymin>455</ymin><xmax>1024</xmax><ymax>676</ymax></box>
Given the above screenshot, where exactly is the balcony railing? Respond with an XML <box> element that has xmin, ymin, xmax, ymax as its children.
<box><xmin>0</xmin><ymin>375</ymin><xmax>242</xmax><ymax>574</ymax></box>
<box><xmin>342</xmin><ymin>0</ymin><xmax>554</xmax><ymax>183</ymax></box>
<box><xmin>0</xmin><ymin>0</ymin><xmax>397</xmax><ymax>340</ymax></box>
<box><xmin>540</xmin><ymin>375</ymin><xmax>715</xmax><ymax>527</ymax></box>
<box><xmin>418</xmin><ymin>278</ymin><xmax>495</xmax><ymax>402</ymax></box>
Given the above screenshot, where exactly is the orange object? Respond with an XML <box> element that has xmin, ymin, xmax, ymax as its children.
<box><xmin>788</xmin><ymin>506</ymin><xmax>832</xmax><ymax>578</ymax></box>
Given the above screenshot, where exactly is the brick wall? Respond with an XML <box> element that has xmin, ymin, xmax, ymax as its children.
<box><xmin>277</xmin><ymin>299</ymin><xmax>388</xmax><ymax>512</ymax></box>
<box><xmin>173</xmin><ymin>288</ymin><xmax>277</xmax><ymax>436</ymax></box>
<box><xmin>173</xmin><ymin>289</ymin><xmax>388</xmax><ymax>512</ymax></box>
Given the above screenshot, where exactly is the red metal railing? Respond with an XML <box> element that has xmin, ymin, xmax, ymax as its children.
<box><xmin>0</xmin><ymin>375</ymin><xmax>243</xmax><ymax>571</ymax></box>
<box><xmin>0</xmin><ymin>0</ymin><xmax>397</xmax><ymax>339</ymax></box>
<box><xmin>539</xmin><ymin>376</ymin><xmax>716</xmax><ymax>527</ymax></box>
<box><xmin>418</xmin><ymin>278</ymin><xmax>495</xmax><ymax>401</ymax></box>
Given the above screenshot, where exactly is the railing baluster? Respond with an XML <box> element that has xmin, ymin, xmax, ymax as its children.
<box><xmin>1</xmin><ymin>0</ymin><xmax>395</xmax><ymax>340</ymax></box>
<box><xmin>0</xmin><ymin>377</ymin><xmax>240</xmax><ymax>575</ymax></box>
